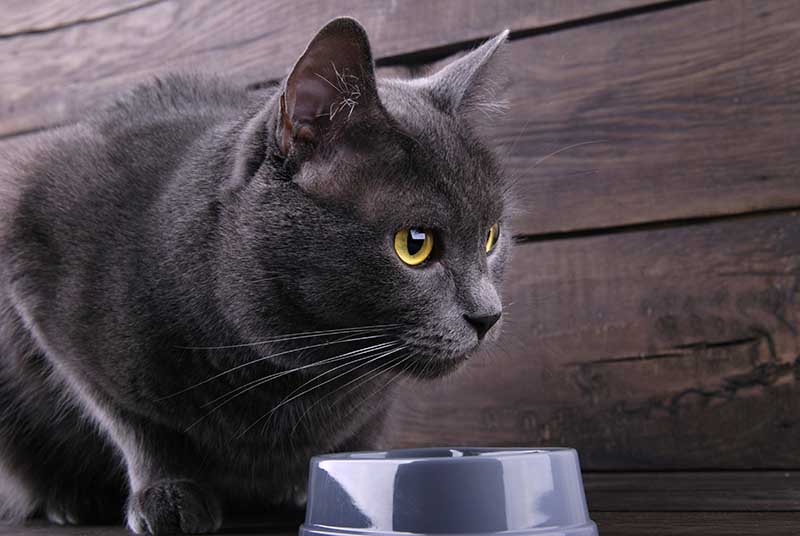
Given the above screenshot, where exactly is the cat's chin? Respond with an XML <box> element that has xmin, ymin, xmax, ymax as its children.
<box><xmin>403</xmin><ymin>353</ymin><xmax>470</xmax><ymax>380</ymax></box>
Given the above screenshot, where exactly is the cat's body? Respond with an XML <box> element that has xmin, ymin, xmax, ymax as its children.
<box><xmin>0</xmin><ymin>76</ymin><xmax>387</xmax><ymax>524</ymax></box>
<box><xmin>0</xmin><ymin>19</ymin><xmax>510</xmax><ymax>533</ymax></box>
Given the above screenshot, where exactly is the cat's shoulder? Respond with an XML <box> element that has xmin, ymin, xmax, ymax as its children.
<box><xmin>102</xmin><ymin>72</ymin><xmax>253</xmax><ymax>122</ymax></box>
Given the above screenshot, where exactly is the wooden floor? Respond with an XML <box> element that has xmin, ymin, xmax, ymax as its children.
<box><xmin>2</xmin><ymin>472</ymin><xmax>798</xmax><ymax>535</ymax></box>
<box><xmin>2</xmin><ymin>512</ymin><xmax>799</xmax><ymax>536</ymax></box>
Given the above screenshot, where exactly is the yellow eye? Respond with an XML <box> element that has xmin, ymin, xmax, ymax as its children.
<box><xmin>486</xmin><ymin>223</ymin><xmax>500</xmax><ymax>253</ymax></box>
<box><xmin>394</xmin><ymin>228</ymin><xmax>433</xmax><ymax>266</ymax></box>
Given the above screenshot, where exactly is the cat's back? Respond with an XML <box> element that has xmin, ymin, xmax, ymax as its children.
<box><xmin>0</xmin><ymin>72</ymin><xmax>261</xmax><ymax>327</ymax></box>
<box><xmin>0</xmin><ymin>73</ymin><xmax>254</xmax><ymax>256</ymax></box>
<box><xmin>4</xmin><ymin>74</ymin><xmax>251</xmax><ymax>206</ymax></box>
<box><xmin>97</xmin><ymin>73</ymin><xmax>254</xmax><ymax>151</ymax></box>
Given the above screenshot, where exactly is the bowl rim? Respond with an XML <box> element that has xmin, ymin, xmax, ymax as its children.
<box><xmin>312</xmin><ymin>446</ymin><xmax>576</xmax><ymax>463</ymax></box>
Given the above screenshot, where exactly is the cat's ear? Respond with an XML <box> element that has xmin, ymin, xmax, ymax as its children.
<box><xmin>426</xmin><ymin>30</ymin><xmax>510</xmax><ymax>119</ymax></box>
<box><xmin>277</xmin><ymin>17</ymin><xmax>381</xmax><ymax>156</ymax></box>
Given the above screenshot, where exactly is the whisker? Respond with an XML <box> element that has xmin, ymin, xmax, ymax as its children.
<box><xmin>158</xmin><ymin>333</ymin><xmax>393</xmax><ymax>401</ymax></box>
<box><xmin>184</xmin><ymin>341</ymin><xmax>400</xmax><ymax>432</ymax></box>
<box><xmin>352</xmin><ymin>353</ymin><xmax>416</xmax><ymax>413</ymax></box>
<box><xmin>533</xmin><ymin>140</ymin><xmax>607</xmax><ymax>167</ymax></box>
<box><xmin>504</xmin><ymin>115</ymin><xmax>535</xmax><ymax>159</ymax></box>
<box><xmin>290</xmin><ymin>351</ymin><xmax>412</xmax><ymax>435</ymax></box>
<box><xmin>175</xmin><ymin>323</ymin><xmax>401</xmax><ymax>350</ymax></box>
<box><xmin>266</xmin><ymin>343</ymin><xmax>398</xmax><ymax>413</ymax></box>
<box><xmin>334</xmin><ymin>353</ymin><xmax>412</xmax><ymax>406</ymax></box>
<box><xmin>328</xmin><ymin>351</ymin><xmax>417</xmax><ymax>425</ymax></box>
<box><xmin>494</xmin><ymin>341</ymin><xmax>514</xmax><ymax>361</ymax></box>
<box><xmin>199</xmin><ymin>341</ymin><xmax>399</xmax><ymax>409</ymax></box>
<box><xmin>238</xmin><ymin>345</ymin><xmax>407</xmax><ymax>438</ymax></box>
<box><xmin>419</xmin><ymin>351</ymin><xmax>435</xmax><ymax>379</ymax></box>
<box><xmin>276</xmin><ymin>345</ymin><xmax>407</xmax><ymax>413</ymax></box>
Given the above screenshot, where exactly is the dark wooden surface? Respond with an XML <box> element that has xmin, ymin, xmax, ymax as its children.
<box><xmin>1</xmin><ymin>516</ymin><xmax>799</xmax><ymax>536</ymax></box>
<box><xmin>5</xmin><ymin>1</ymin><xmax>798</xmax><ymax>235</ymax></box>
<box><xmin>0</xmin><ymin>0</ymin><xmax>153</xmax><ymax>36</ymax></box>
<box><xmin>3</xmin><ymin>0</ymin><xmax>800</xmax><ymax>533</ymax></box>
<box><xmin>388</xmin><ymin>210</ymin><xmax>800</xmax><ymax>468</ymax></box>
<box><xmin>492</xmin><ymin>0</ymin><xmax>800</xmax><ymax>235</ymax></box>
<box><xmin>4</xmin><ymin>517</ymin><xmax>799</xmax><ymax>536</ymax></box>
<box><xmin>584</xmin><ymin>471</ymin><xmax>800</xmax><ymax>512</ymax></box>
<box><xmin>592</xmin><ymin>512</ymin><xmax>800</xmax><ymax>535</ymax></box>
<box><xmin>2</xmin><ymin>514</ymin><xmax>799</xmax><ymax>535</ymax></box>
<box><xmin>0</xmin><ymin>472</ymin><xmax>793</xmax><ymax>534</ymax></box>
<box><xmin>0</xmin><ymin>0</ymin><xmax>656</xmax><ymax>137</ymax></box>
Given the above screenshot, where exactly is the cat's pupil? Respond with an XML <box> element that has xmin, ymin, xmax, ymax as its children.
<box><xmin>408</xmin><ymin>229</ymin><xmax>426</xmax><ymax>255</ymax></box>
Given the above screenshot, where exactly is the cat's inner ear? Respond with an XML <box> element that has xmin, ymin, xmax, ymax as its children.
<box><xmin>278</xmin><ymin>17</ymin><xmax>380</xmax><ymax>156</ymax></box>
<box><xmin>426</xmin><ymin>30</ymin><xmax>510</xmax><ymax>119</ymax></box>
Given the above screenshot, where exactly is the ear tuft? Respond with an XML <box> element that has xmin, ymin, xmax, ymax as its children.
<box><xmin>427</xmin><ymin>30</ymin><xmax>510</xmax><ymax>120</ymax></box>
<box><xmin>278</xmin><ymin>17</ymin><xmax>380</xmax><ymax>157</ymax></box>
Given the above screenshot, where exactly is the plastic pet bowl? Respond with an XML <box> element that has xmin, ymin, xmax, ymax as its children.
<box><xmin>299</xmin><ymin>447</ymin><xmax>598</xmax><ymax>536</ymax></box>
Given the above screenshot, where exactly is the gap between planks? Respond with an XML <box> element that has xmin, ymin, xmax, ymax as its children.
<box><xmin>377</xmin><ymin>0</ymin><xmax>708</xmax><ymax>67</ymax></box>
<box><xmin>513</xmin><ymin>206</ymin><xmax>800</xmax><ymax>244</ymax></box>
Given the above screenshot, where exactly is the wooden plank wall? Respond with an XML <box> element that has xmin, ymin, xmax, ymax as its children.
<box><xmin>2</xmin><ymin>0</ymin><xmax>799</xmax><ymax>474</ymax></box>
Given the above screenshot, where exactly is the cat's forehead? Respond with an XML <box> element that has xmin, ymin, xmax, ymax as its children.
<box><xmin>299</xmin><ymin>78</ymin><xmax>506</xmax><ymax>230</ymax></box>
<box><xmin>361</xmin><ymin>78</ymin><xmax>506</xmax><ymax>222</ymax></box>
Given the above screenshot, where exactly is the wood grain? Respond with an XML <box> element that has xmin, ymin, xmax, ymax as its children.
<box><xmin>0</xmin><ymin>0</ymin><xmax>153</xmax><ymax>36</ymax></box>
<box><xmin>585</xmin><ymin>471</ymin><xmax>800</xmax><ymax>511</ymax></box>
<box><xmin>0</xmin><ymin>0</ymin><xmax>796</xmax><ymax>480</ymax></box>
<box><xmin>3</xmin><ymin>1</ymin><xmax>798</xmax><ymax>235</ymax></box>
<box><xmin>387</xmin><ymin>211</ymin><xmax>800</xmax><ymax>469</ymax></box>
<box><xmin>487</xmin><ymin>0</ymin><xmax>800</xmax><ymax>235</ymax></box>
<box><xmin>592</xmin><ymin>512</ymin><xmax>800</xmax><ymax>536</ymax></box>
<box><xmin>0</xmin><ymin>0</ymin><xmax>655</xmax><ymax>137</ymax></box>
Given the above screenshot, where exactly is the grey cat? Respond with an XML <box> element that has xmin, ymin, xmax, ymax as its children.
<box><xmin>0</xmin><ymin>17</ymin><xmax>511</xmax><ymax>534</ymax></box>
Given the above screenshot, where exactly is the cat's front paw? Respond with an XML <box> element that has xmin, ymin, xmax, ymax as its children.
<box><xmin>126</xmin><ymin>479</ymin><xmax>222</xmax><ymax>535</ymax></box>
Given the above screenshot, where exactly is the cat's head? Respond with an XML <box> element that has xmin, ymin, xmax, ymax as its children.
<box><xmin>225</xmin><ymin>18</ymin><xmax>511</xmax><ymax>378</ymax></box>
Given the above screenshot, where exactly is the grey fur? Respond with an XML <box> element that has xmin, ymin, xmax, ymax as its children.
<box><xmin>425</xmin><ymin>30</ymin><xmax>510</xmax><ymax>119</ymax></box>
<box><xmin>0</xmin><ymin>18</ymin><xmax>511</xmax><ymax>534</ymax></box>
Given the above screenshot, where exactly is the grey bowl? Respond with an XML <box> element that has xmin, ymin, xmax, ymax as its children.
<box><xmin>299</xmin><ymin>447</ymin><xmax>598</xmax><ymax>536</ymax></box>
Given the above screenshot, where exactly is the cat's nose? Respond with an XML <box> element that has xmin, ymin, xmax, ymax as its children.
<box><xmin>464</xmin><ymin>312</ymin><xmax>501</xmax><ymax>340</ymax></box>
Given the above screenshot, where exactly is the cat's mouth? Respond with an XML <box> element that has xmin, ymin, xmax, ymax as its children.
<box><xmin>386</xmin><ymin>323</ymin><xmax>494</xmax><ymax>379</ymax></box>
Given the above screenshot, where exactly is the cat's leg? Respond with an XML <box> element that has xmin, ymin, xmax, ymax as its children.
<box><xmin>0</xmin><ymin>355</ymin><xmax>127</xmax><ymax>525</ymax></box>
<box><xmin>89</xmin><ymin>409</ymin><xmax>223</xmax><ymax>534</ymax></box>
<box><xmin>0</xmin><ymin>448</ymin><xmax>37</xmax><ymax>523</ymax></box>
<box><xmin>0</xmin><ymin>364</ymin><xmax>219</xmax><ymax>532</ymax></box>
<box><xmin>3</xmin><ymin>305</ymin><xmax>220</xmax><ymax>533</ymax></box>
<box><xmin>3</xmin><ymin>361</ymin><xmax>221</xmax><ymax>533</ymax></box>
<box><xmin>0</xmin><ymin>402</ymin><xmax>125</xmax><ymax>526</ymax></box>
